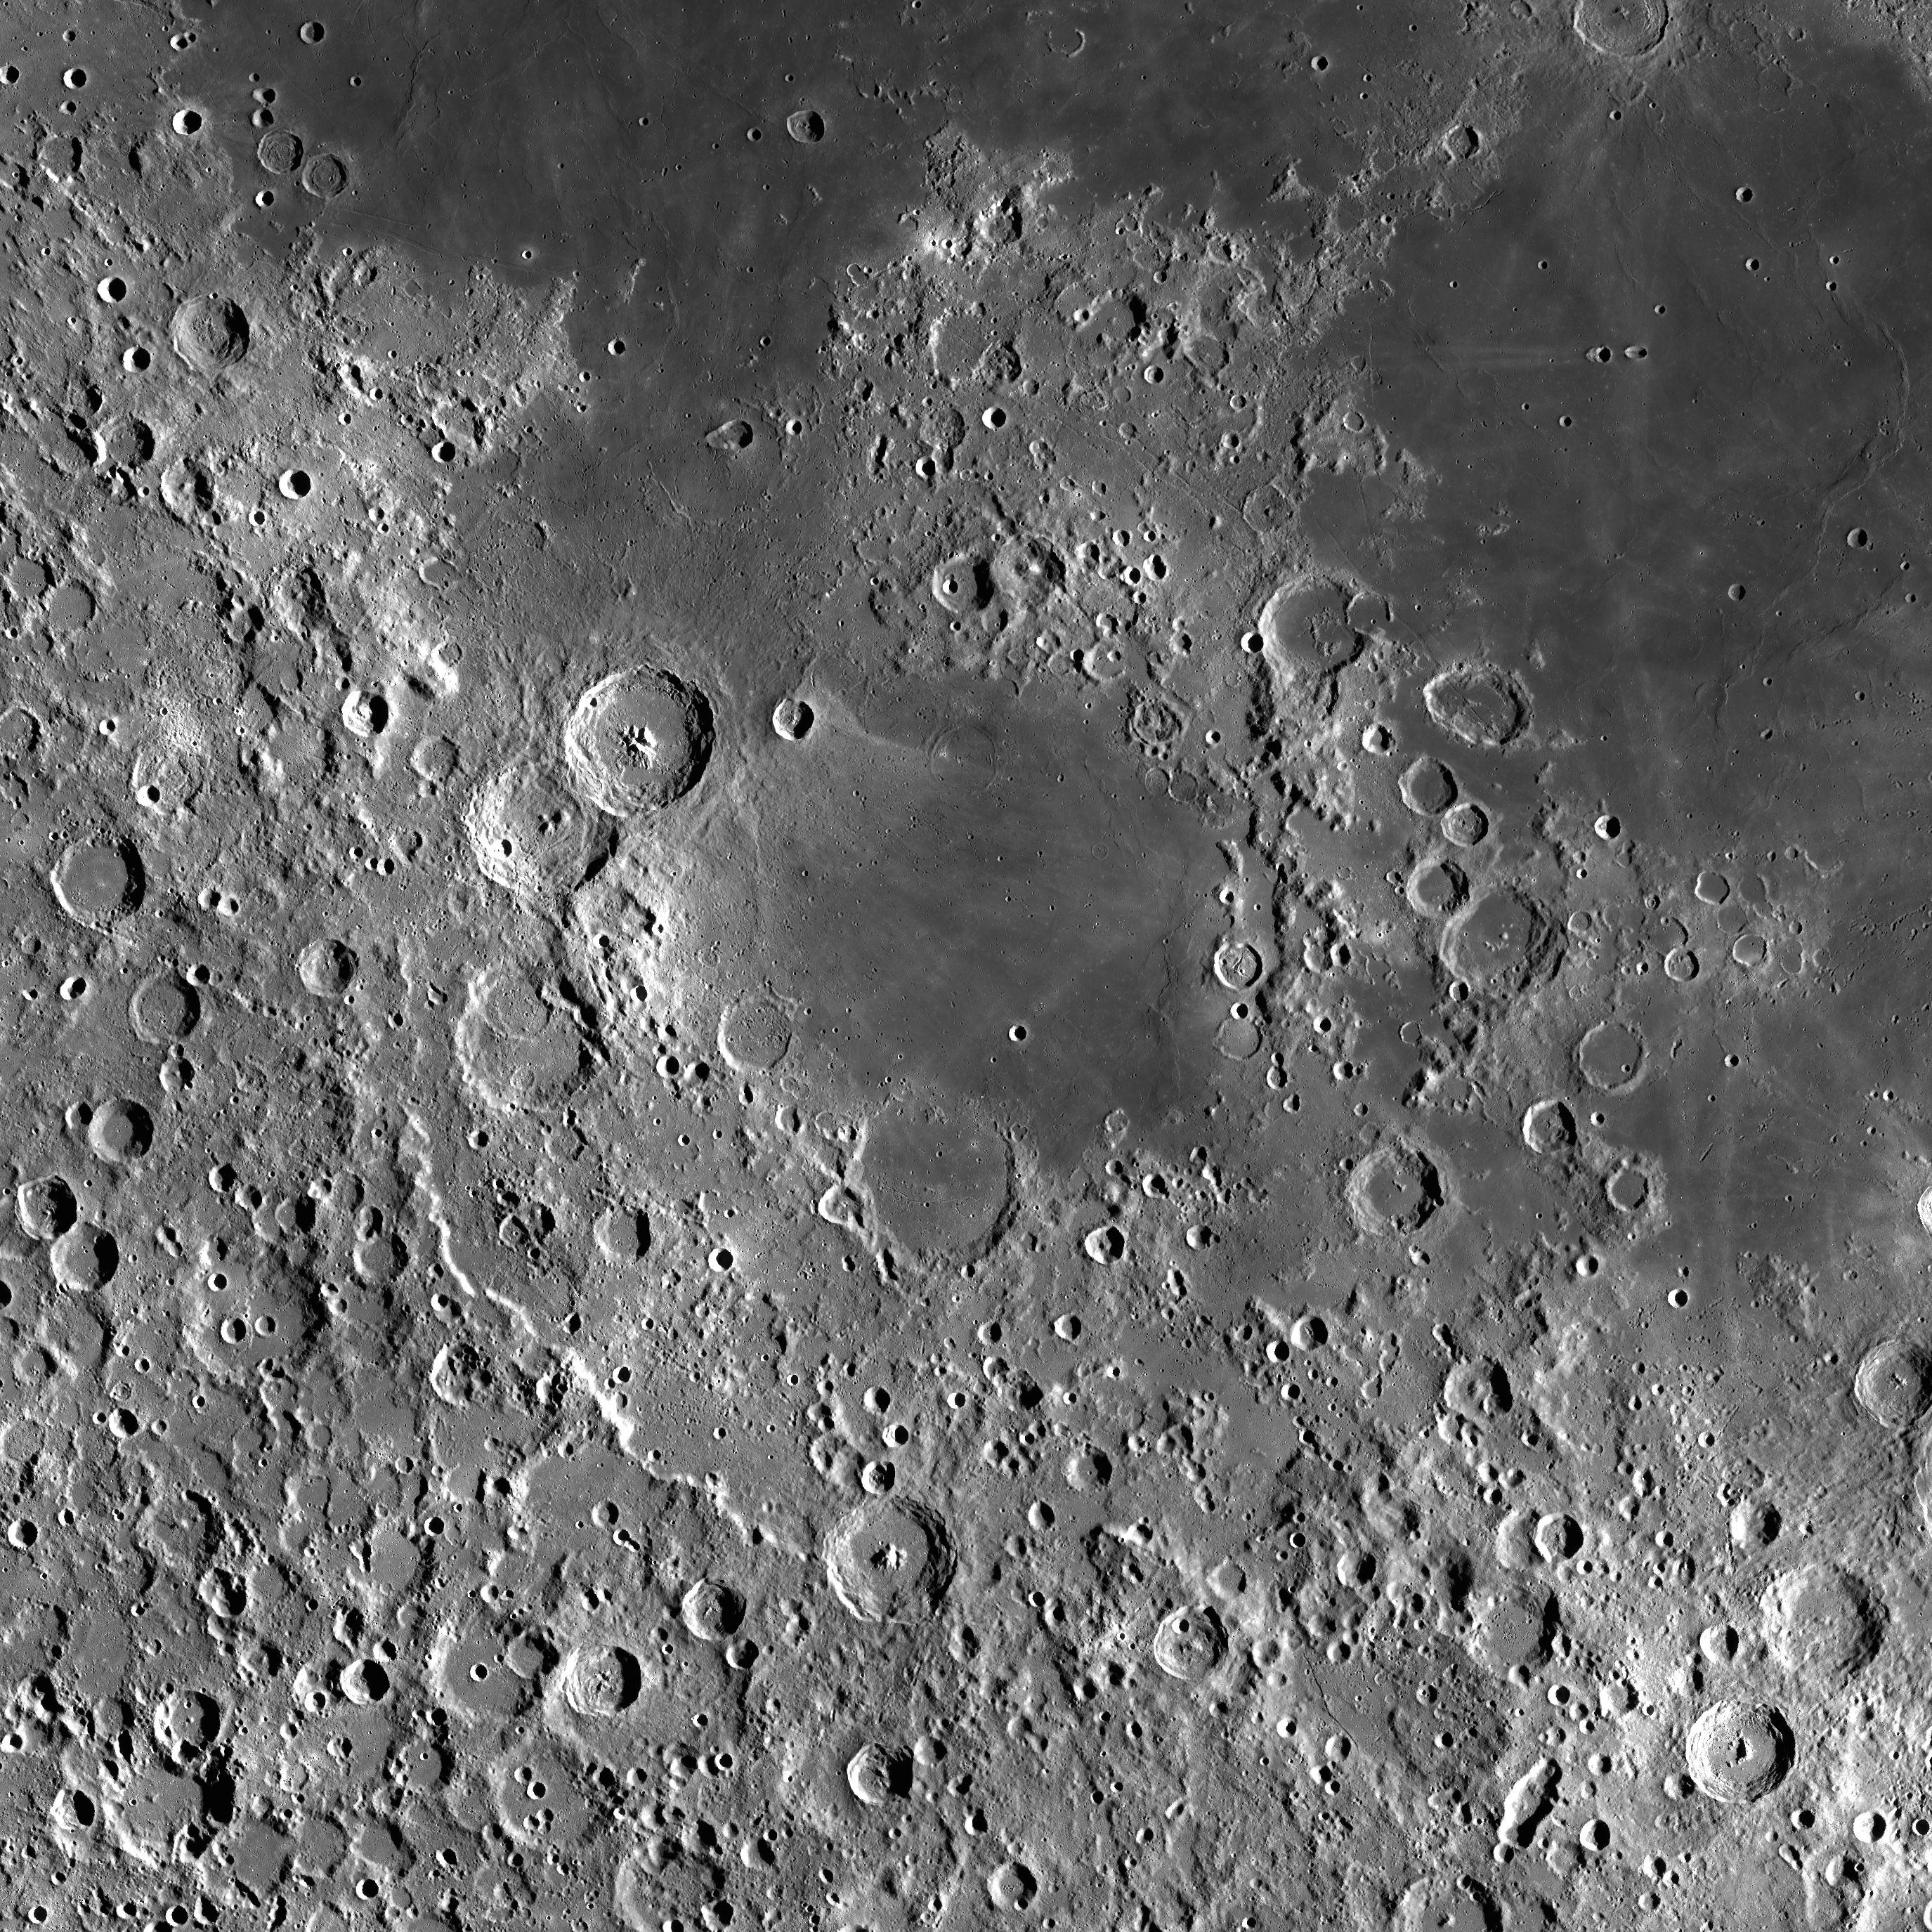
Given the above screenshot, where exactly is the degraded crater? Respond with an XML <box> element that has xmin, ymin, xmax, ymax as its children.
<box><xmin>1394</xmin><ymin>1877</ymin><xmax>1501</xmax><ymax>1932</ymax></box>
<box><xmin>464</xmin><ymin>761</ymin><xmax>605</xmax><ymax>903</ymax></box>
<box><xmin>859</xmin><ymin>1100</ymin><xmax>1010</xmax><ymax>1258</ymax></box>
<box><xmin>738</xmin><ymin>684</ymin><xmax>1222</xmax><ymax>1165</ymax></box>
<box><xmin>52</xmin><ymin>837</ymin><xmax>143</xmax><ymax>925</ymax></box>
<box><xmin>151</xmin><ymin>1689</ymin><xmax>222</xmax><ymax>1768</ymax></box>
<box><xmin>1346</xmin><ymin>1141</ymin><xmax>1445</xmax><ymax>1237</ymax></box>
<box><xmin>1258</xmin><ymin>574</ymin><xmax>1363</xmax><ymax>677</ymax></box>
<box><xmin>1444</xmin><ymin>1357</ymin><xmax>1513</xmax><ymax>1423</ymax></box>
<box><xmin>1761</xmin><ymin>1563</ymin><xmax>1881</xmax><ymax>1683</ymax></box>
<box><xmin>930</xmin><ymin>550</ymin><xmax>991</xmax><ymax>615</ymax></box>
<box><xmin>1468</xmin><ymin>1581</ymin><xmax>1554</xmax><ymax>1673</ymax></box>
<box><xmin>615</xmin><ymin>1843</ymin><xmax>726</xmax><ymax>1932</ymax></box>
<box><xmin>169</xmin><ymin>294</ymin><xmax>250</xmax><ymax>373</ymax></box>
<box><xmin>1731</xmin><ymin>1496</ymin><xmax>1782</xmax><ymax>1551</ymax></box>
<box><xmin>297</xmin><ymin>937</ymin><xmax>359</xmax><ymax>999</ymax></box>
<box><xmin>454</xmin><ymin>959</ymin><xmax>593</xmax><ymax>1111</ymax></box>
<box><xmin>1399</xmin><ymin>755</ymin><xmax>1457</xmax><ymax>814</ymax></box>
<box><xmin>991</xmin><ymin>532</ymin><xmax>1064</xmax><ymax>608</ymax></box>
<box><xmin>1577</xmin><ymin>1017</ymin><xmax>1645</xmax><ymax>1091</ymax></box>
<box><xmin>1423</xmin><ymin>663</ymin><xmax>1529</xmax><ymax>748</ymax></box>
<box><xmin>1130</xmin><ymin>688</ymin><xmax>1184</xmax><ymax>757</ymax></box>
<box><xmin>1212</xmin><ymin>939</ymin><xmax>1263</xmax><ymax>989</ymax></box>
<box><xmin>987</xmin><ymin>1860</ymin><xmax>1039</xmax><ymax>1912</ymax></box>
<box><xmin>1151</xmin><ymin>1603</ymin><xmax>1227</xmax><ymax>1682</ymax></box>
<box><xmin>717</xmin><ymin>996</ymin><xmax>792</xmax><ymax>1072</ymax></box>
<box><xmin>51</xmin><ymin>1222</ymin><xmax>118</xmax><ymax>1291</ymax></box>
<box><xmin>1605</xmin><ymin>1159</ymin><xmax>1652</xmax><ymax>1214</ymax></box>
<box><xmin>1406</xmin><ymin>856</ymin><xmax>1468</xmax><ymax>918</ymax></box>
<box><xmin>1444</xmin><ymin>886</ymin><xmax>1560</xmax><ymax>996</ymax></box>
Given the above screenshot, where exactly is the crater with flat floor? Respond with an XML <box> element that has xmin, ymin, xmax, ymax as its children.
<box><xmin>736</xmin><ymin>682</ymin><xmax>1223</xmax><ymax>1165</ymax></box>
